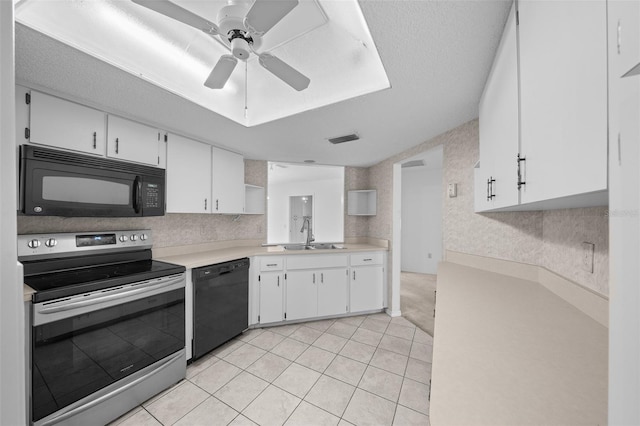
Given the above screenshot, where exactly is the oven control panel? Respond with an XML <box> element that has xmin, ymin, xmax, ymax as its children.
<box><xmin>18</xmin><ymin>230</ymin><xmax>153</xmax><ymax>260</ymax></box>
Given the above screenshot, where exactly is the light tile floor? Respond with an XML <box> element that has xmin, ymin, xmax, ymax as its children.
<box><xmin>110</xmin><ymin>314</ymin><xmax>432</xmax><ymax>426</ymax></box>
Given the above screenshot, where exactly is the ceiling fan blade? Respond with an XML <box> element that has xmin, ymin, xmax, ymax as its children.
<box><xmin>258</xmin><ymin>53</ymin><xmax>310</xmax><ymax>91</ymax></box>
<box><xmin>131</xmin><ymin>0</ymin><xmax>219</xmax><ymax>35</ymax></box>
<box><xmin>204</xmin><ymin>55</ymin><xmax>238</xmax><ymax>89</ymax></box>
<box><xmin>244</xmin><ymin>0</ymin><xmax>299</xmax><ymax>36</ymax></box>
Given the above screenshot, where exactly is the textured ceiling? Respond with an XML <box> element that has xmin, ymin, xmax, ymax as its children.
<box><xmin>15</xmin><ymin>0</ymin><xmax>511</xmax><ymax>167</ymax></box>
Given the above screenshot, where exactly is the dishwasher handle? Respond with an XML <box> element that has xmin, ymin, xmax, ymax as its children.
<box><xmin>195</xmin><ymin>259</ymin><xmax>250</xmax><ymax>280</ymax></box>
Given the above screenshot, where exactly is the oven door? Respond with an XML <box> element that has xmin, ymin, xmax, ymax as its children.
<box><xmin>31</xmin><ymin>274</ymin><xmax>185</xmax><ymax>424</ymax></box>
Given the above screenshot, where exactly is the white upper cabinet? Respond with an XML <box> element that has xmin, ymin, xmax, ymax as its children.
<box><xmin>476</xmin><ymin>0</ymin><xmax>609</xmax><ymax>211</ymax></box>
<box><xmin>106</xmin><ymin>115</ymin><xmax>161</xmax><ymax>166</ymax></box>
<box><xmin>211</xmin><ymin>147</ymin><xmax>244</xmax><ymax>214</ymax></box>
<box><xmin>518</xmin><ymin>0</ymin><xmax>608</xmax><ymax>203</ymax></box>
<box><xmin>477</xmin><ymin>2</ymin><xmax>519</xmax><ymax>212</ymax></box>
<box><xmin>166</xmin><ymin>133</ymin><xmax>212</xmax><ymax>213</ymax></box>
<box><xmin>28</xmin><ymin>90</ymin><xmax>106</xmax><ymax>155</ymax></box>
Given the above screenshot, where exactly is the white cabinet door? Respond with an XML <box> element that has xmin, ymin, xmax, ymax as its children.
<box><xmin>607</xmin><ymin>2</ymin><xmax>640</xmax><ymax>422</ymax></box>
<box><xmin>29</xmin><ymin>91</ymin><xmax>106</xmax><ymax>155</ymax></box>
<box><xmin>317</xmin><ymin>268</ymin><xmax>348</xmax><ymax>317</ymax></box>
<box><xmin>259</xmin><ymin>272</ymin><xmax>284</xmax><ymax>324</ymax></box>
<box><xmin>166</xmin><ymin>133</ymin><xmax>212</xmax><ymax>213</ymax></box>
<box><xmin>211</xmin><ymin>147</ymin><xmax>244</xmax><ymax>214</ymax></box>
<box><xmin>518</xmin><ymin>0</ymin><xmax>608</xmax><ymax>203</ymax></box>
<box><xmin>477</xmin><ymin>2</ymin><xmax>519</xmax><ymax>211</ymax></box>
<box><xmin>285</xmin><ymin>270</ymin><xmax>317</xmax><ymax>321</ymax></box>
<box><xmin>350</xmin><ymin>266</ymin><xmax>384</xmax><ymax>313</ymax></box>
<box><xmin>107</xmin><ymin>115</ymin><xmax>160</xmax><ymax>166</ymax></box>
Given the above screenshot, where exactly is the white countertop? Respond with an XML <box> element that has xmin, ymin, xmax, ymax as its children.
<box><xmin>154</xmin><ymin>243</ymin><xmax>387</xmax><ymax>269</ymax></box>
<box><xmin>430</xmin><ymin>262</ymin><xmax>608</xmax><ymax>425</ymax></box>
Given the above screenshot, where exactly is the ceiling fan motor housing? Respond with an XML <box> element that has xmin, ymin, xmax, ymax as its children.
<box><xmin>230</xmin><ymin>36</ymin><xmax>251</xmax><ymax>60</ymax></box>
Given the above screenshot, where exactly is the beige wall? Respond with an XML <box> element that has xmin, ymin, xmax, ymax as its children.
<box><xmin>364</xmin><ymin>119</ymin><xmax>609</xmax><ymax>296</ymax></box>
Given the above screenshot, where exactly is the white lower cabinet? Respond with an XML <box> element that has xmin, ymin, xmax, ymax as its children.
<box><xmin>250</xmin><ymin>251</ymin><xmax>385</xmax><ymax>326</ymax></box>
<box><xmin>285</xmin><ymin>270</ymin><xmax>318</xmax><ymax>321</ymax></box>
<box><xmin>259</xmin><ymin>272</ymin><xmax>284</xmax><ymax>324</ymax></box>
<box><xmin>317</xmin><ymin>268</ymin><xmax>349</xmax><ymax>316</ymax></box>
<box><xmin>254</xmin><ymin>257</ymin><xmax>284</xmax><ymax>325</ymax></box>
<box><xmin>285</xmin><ymin>254</ymin><xmax>349</xmax><ymax>321</ymax></box>
<box><xmin>350</xmin><ymin>253</ymin><xmax>385</xmax><ymax>312</ymax></box>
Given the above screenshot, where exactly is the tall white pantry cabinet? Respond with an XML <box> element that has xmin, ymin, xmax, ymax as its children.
<box><xmin>607</xmin><ymin>0</ymin><xmax>640</xmax><ymax>424</ymax></box>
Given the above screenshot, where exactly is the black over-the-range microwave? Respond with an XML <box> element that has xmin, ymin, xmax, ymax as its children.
<box><xmin>19</xmin><ymin>145</ymin><xmax>165</xmax><ymax>217</ymax></box>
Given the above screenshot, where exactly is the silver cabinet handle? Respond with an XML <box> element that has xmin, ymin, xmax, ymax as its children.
<box><xmin>216</xmin><ymin>199</ymin><xmax>219</xmax><ymax>211</ymax></box>
<box><xmin>277</xmin><ymin>276</ymin><xmax>280</xmax><ymax>287</ymax></box>
<box><xmin>313</xmin><ymin>273</ymin><xmax>316</xmax><ymax>284</ymax></box>
<box><xmin>353</xmin><ymin>271</ymin><xmax>356</xmax><ymax>280</ymax></box>
<box><xmin>617</xmin><ymin>19</ymin><xmax>622</xmax><ymax>54</ymax></box>
<box><xmin>93</xmin><ymin>131</ymin><xmax>97</xmax><ymax>149</ymax></box>
<box><xmin>204</xmin><ymin>198</ymin><xmax>207</xmax><ymax>211</ymax></box>
<box><xmin>321</xmin><ymin>273</ymin><xmax>324</xmax><ymax>283</ymax></box>
<box><xmin>115</xmin><ymin>137</ymin><xmax>119</xmax><ymax>154</ymax></box>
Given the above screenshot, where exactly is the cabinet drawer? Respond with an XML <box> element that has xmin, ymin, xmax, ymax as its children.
<box><xmin>350</xmin><ymin>252</ymin><xmax>384</xmax><ymax>266</ymax></box>
<box><xmin>259</xmin><ymin>257</ymin><xmax>284</xmax><ymax>271</ymax></box>
<box><xmin>286</xmin><ymin>254</ymin><xmax>348</xmax><ymax>270</ymax></box>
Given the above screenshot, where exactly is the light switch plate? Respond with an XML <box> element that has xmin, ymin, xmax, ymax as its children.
<box><xmin>448</xmin><ymin>183</ymin><xmax>457</xmax><ymax>198</ymax></box>
<box><xmin>581</xmin><ymin>242</ymin><xmax>595</xmax><ymax>273</ymax></box>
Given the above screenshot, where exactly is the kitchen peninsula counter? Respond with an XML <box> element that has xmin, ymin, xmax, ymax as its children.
<box><xmin>430</xmin><ymin>261</ymin><xmax>608</xmax><ymax>425</ymax></box>
<box><xmin>153</xmin><ymin>238</ymin><xmax>388</xmax><ymax>270</ymax></box>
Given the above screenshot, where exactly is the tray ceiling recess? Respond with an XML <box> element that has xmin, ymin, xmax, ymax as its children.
<box><xmin>15</xmin><ymin>0</ymin><xmax>390</xmax><ymax>127</ymax></box>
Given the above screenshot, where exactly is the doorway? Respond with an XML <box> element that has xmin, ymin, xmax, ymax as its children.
<box><xmin>289</xmin><ymin>195</ymin><xmax>313</xmax><ymax>243</ymax></box>
<box><xmin>393</xmin><ymin>146</ymin><xmax>443</xmax><ymax>336</ymax></box>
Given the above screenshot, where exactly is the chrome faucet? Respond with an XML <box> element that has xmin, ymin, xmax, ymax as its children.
<box><xmin>300</xmin><ymin>216</ymin><xmax>314</xmax><ymax>246</ymax></box>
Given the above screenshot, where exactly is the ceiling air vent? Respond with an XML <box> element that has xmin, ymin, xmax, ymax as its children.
<box><xmin>402</xmin><ymin>160</ymin><xmax>425</xmax><ymax>168</ymax></box>
<box><xmin>328</xmin><ymin>133</ymin><xmax>360</xmax><ymax>144</ymax></box>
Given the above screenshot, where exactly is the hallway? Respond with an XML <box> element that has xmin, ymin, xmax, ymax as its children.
<box><xmin>400</xmin><ymin>272</ymin><xmax>437</xmax><ymax>336</ymax></box>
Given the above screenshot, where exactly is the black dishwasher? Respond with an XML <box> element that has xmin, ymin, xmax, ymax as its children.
<box><xmin>193</xmin><ymin>258</ymin><xmax>250</xmax><ymax>360</ymax></box>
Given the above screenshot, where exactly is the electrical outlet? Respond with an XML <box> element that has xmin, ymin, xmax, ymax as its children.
<box><xmin>448</xmin><ymin>183</ymin><xmax>457</xmax><ymax>198</ymax></box>
<box><xmin>581</xmin><ymin>242</ymin><xmax>595</xmax><ymax>273</ymax></box>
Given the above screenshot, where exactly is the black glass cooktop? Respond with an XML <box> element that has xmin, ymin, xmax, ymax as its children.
<box><xmin>25</xmin><ymin>259</ymin><xmax>185</xmax><ymax>303</ymax></box>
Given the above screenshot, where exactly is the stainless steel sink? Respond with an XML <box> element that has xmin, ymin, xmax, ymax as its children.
<box><xmin>282</xmin><ymin>243</ymin><xmax>345</xmax><ymax>250</ymax></box>
<box><xmin>283</xmin><ymin>244</ymin><xmax>315</xmax><ymax>250</ymax></box>
<box><xmin>311</xmin><ymin>243</ymin><xmax>344</xmax><ymax>250</ymax></box>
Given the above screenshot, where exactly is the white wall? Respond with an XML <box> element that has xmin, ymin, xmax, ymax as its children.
<box><xmin>0</xmin><ymin>2</ymin><xmax>26</xmax><ymax>424</ymax></box>
<box><xmin>268</xmin><ymin>177</ymin><xmax>344</xmax><ymax>243</ymax></box>
<box><xmin>401</xmin><ymin>166</ymin><xmax>443</xmax><ymax>273</ymax></box>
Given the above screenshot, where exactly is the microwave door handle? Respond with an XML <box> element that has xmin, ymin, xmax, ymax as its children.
<box><xmin>133</xmin><ymin>176</ymin><xmax>142</xmax><ymax>214</ymax></box>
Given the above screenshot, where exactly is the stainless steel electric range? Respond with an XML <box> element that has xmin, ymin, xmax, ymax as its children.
<box><xmin>19</xmin><ymin>230</ymin><xmax>186</xmax><ymax>426</ymax></box>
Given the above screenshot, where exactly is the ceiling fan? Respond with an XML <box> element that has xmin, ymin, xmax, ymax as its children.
<box><xmin>131</xmin><ymin>0</ymin><xmax>311</xmax><ymax>91</ymax></box>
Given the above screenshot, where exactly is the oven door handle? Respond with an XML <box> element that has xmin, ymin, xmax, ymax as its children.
<box><xmin>37</xmin><ymin>275</ymin><xmax>184</xmax><ymax>315</ymax></box>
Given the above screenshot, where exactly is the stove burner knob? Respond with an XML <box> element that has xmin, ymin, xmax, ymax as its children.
<box><xmin>44</xmin><ymin>238</ymin><xmax>57</xmax><ymax>248</ymax></box>
<box><xmin>119</xmin><ymin>235</ymin><xmax>129</xmax><ymax>242</ymax></box>
<box><xmin>140</xmin><ymin>234</ymin><xmax>148</xmax><ymax>241</ymax></box>
<box><xmin>130</xmin><ymin>234</ymin><xmax>138</xmax><ymax>241</ymax></box>
<box><xmin>27</xmin><ymin>239</ymin><xmax>41</xmax><ymax>249</ymax></box>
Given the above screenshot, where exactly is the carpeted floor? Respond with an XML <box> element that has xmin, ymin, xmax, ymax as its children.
<box><xmin>400</xmin><ymin>272</ymin><xmax>437</xmax><ymax>336</ymax></box>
